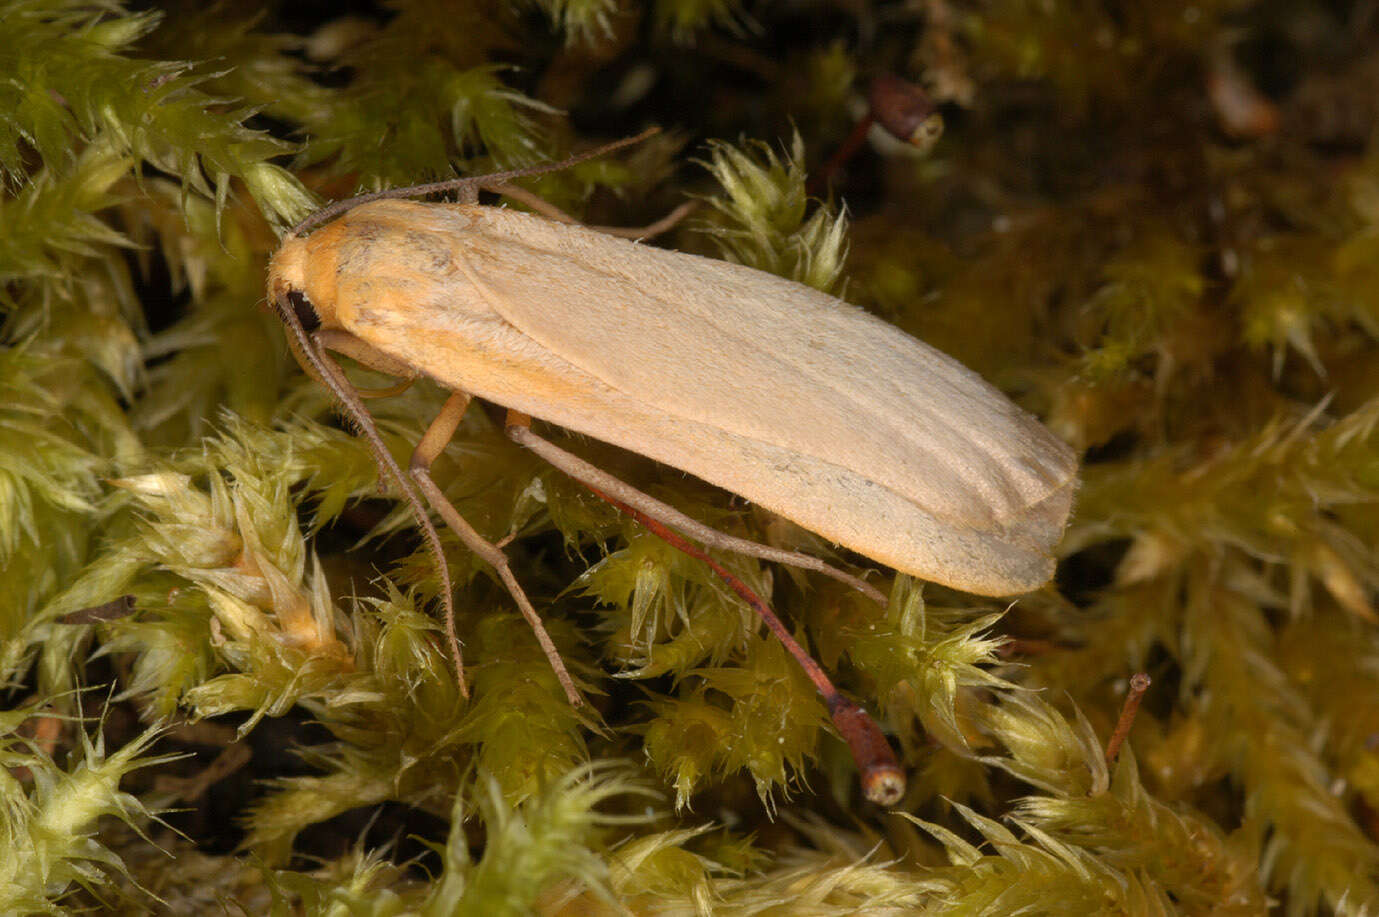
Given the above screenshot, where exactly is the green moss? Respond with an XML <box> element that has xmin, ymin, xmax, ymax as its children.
<box><xmin>5</xmin><ymin>0</ymin><xmax>1379</xmax><ymax>913</ymax></box>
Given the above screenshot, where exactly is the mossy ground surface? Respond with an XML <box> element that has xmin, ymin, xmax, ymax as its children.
<box><xmin>3</xmin><ymin>1</ymin><xmax>1379</xmax><ymax>913</ymax></box>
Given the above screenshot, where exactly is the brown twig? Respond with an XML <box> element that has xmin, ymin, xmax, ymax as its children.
<box><xmin>59</xmin><ymin>595</ymin><xmax>136</xmax><ymax>624</ymax></box>
<box><xmin>1105</xmin><ymin>672</ymin><xmax>1152</xmax><ymax>766</ymax></box>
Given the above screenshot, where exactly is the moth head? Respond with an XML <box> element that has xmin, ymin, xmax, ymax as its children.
<box><xmin>266</xmin><ymin>228</ymin><xmax>346</xmax><ymax>381</ymax></box>
<box><xmin>265</xmin><ymin>224</ymin><xmax>349</xmax><ymax>336</ymax></box>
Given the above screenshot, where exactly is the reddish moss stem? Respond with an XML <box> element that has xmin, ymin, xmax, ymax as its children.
<box><xmin>808</xmin><ymin>74</ymin><xmax>940</xmax><ymax>195</ymax></box>
<box><xmin>1105</xmin><ymin>672</ymin><xmax>1152</xmax><ymax>765</ymax></box>
<box><xmin>584</xmin><ymin>483</ymin><xmax>905</xmax><ymax>805</ymax></box>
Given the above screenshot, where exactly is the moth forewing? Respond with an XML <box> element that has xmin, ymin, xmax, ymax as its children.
<box><xmin>272</xmin><ymin>199</ymin><xmax>1077</xmax><ymax>595</ymax></box>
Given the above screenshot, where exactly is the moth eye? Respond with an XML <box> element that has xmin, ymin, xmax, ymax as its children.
<box><xmin>286</xmin><ymin>290</ymin><xmax>322</xmax><ymax>333</ymax></box>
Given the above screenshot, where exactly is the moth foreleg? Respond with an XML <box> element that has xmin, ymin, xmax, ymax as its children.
<box><xmin>313</xmin><ymin>329</ymin><xmax>420</xmax><ymax>398</ymax></box>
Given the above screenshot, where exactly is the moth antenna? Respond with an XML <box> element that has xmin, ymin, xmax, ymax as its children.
<box><xmin>289</xmin><ymin>127</ymin><xmax>662</xmax><ymax>237</ymax></box>
<box><xmin>273</xmin><ymin>291</ymin><xmax>468</xmax><ymax>699</ymax></box>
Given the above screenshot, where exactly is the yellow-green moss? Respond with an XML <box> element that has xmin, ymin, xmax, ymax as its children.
<box><xmin>4</xmin><ymin>1</ymin><xmax>1379</xmax><ymax>913</ymax></box>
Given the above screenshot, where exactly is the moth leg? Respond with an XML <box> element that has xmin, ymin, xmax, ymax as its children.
<box><xmin>312</xmin><ymin>329</ymin><xmax>418</xmax><ymax>398</ymax></box>
<box><xmin>589</xmin><ymin>482</ymin><xmax>906</xmax><ymax>806</ymax></box>
<box><xmin>409</xmin><ymin>392</ymin><xmax>583</xmax><ymax>707</ymax></box>
<box><xmin>484</xmin><ymin>182</ymin><xmax>699</xmax><ymax>241</ymax></box>
<box><xmin>480</xmin><ymin>183</ymin><xmax>581</xmax><ymax>225</ymax></box>
<box><xmin>313</xmin><ymin>329</ymin><xmax>420</xmax><ymax>379</ymax></box>
<box><xmin>503</xmin><ymin>413</ymin><xmax>888</xmax><ymax>605</ymax></box>
<box><xmin>593</xmin><ymin>200</ymin><xmax>698</xmax><ymax>241</ymax></box>
<box><xmin>506</xmin><ymin>410</ymin><xmax>905</xmax><ymax>804</ymax></box>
